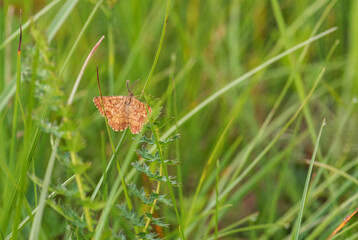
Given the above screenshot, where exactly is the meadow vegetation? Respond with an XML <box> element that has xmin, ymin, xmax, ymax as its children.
<box><xmin>0</xmin><ymin>0</ymin><xmax>357</xmax><ymax>239</ymax></box>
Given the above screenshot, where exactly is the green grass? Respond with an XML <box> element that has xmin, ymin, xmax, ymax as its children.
<box><xmin>0</xmin><ymin>0</ymin><xmax>357</xmax><ymax>239</ymax></box>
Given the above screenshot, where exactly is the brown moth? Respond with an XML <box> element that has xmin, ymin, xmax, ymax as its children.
<box><xmin>93</xmin><ymin>80</ymin><xmax>151</xmax><ymax>134</ymax></box>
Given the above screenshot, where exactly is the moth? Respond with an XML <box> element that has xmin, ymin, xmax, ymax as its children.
<box><xmin>93</xmin><ymin>80</ymin><xmax>151</xmax><ymax>134</ymax></box>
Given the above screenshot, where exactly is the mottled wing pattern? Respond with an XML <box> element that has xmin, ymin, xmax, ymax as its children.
<box><xmin>128</xmin><ymin>97</ymin><xmax>152</xmax><ymax>134</ymax></box>
<box><xmin>93</xmin><ymin>95</ymin><xmax>151</xmax><ymax>134</ymax></box>
<box><xmin>93</xmin><ymin>96</ymin><xmax>129</xmax><ymax>132</ymax></box>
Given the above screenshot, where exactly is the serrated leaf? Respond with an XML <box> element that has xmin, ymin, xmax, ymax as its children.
<box><xmin>128</xmin><ymin>183</ymin><xmax>153</xmax><ymax>205</ymax></box>
<box><xmin>132</xmin><ymin>162</ymin><xmax>181</xmax><ymax>187</ymax></box>
<box><xmin>149</xmin><ymin>192</ymin><xmax>172</xmax><ymax>206</ymax></box>
<box><xmin>159</xmin><ymin>134</ymin><xmax>180</xmax><ymax>145</ymax></box>
<box><xmin>128</xmin><ymin>183</ymin><xmax>172</xmax><ymax>206</ymax></box>
<box><xmin>142</xmin><ymin>93</ymin><xmax>162</xmax><ymax>122</ymax></box>
<box><xmin>145</xmin><ymin>213</ymin><xmax>169</xmax><ymax>228</ymax></box>
<box><xmin>116</xmin><ymin>204</ymin><xmax>145</xmax><ymax>227</ymax></box>
<box><xmin>138</xmin><ymin>135</ymin><xmax>155</xmax><ymax>145</ymax></box>
<box><xmin>153</xmin><ymin>115</ymin><xmax>173</xmax><ymax>130</ymax></box>
<box><xmin>111</xmin><ymin>230</ymin><xmax>127</xmax><ymax>240</ymax></box>
<box><xmin>137</xmin><ymin>232</ymin><xmax>162</xmax><ymax>240</ymax></box>
<box><xmin>136</xmin><ymin>146</ymin><xmax>160</xmax><ymax>161</ymax></box>
<box><xmin>47</xmin><ymin>199</ymin><xmax>87</xmax><ymax>228</ymax></box>
<box><xmin>136</xmin><ymin>147</ymin><xmax>178</xmax><ymax>165</ymax></box>
<box><xmin>162</xmin><ymin>159</ymin><xmax>179</xmax><ymax>165</ymax></box>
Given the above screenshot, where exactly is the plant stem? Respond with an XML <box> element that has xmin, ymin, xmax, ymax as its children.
<box><xmin>141</xmin><ymin>0</ymin><xmax>171</xmax><ymax>95</ymax></box>
<box><xmin>151</xmin><ymin>125</ymin><xmax>186</xmax><ymax>240</ymax></box>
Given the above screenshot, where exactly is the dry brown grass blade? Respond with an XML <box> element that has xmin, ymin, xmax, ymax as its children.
<box><xmin>326</xmin><ymin>209</ymin><xmax>358</xmax><ymax>240</ymax></box>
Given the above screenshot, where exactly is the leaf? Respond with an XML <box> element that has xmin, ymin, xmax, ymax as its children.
<box><xmin>47</xmin><ymin>199</ymin><xmax>87</xmax><ymax>229</ymax></box>
<box><xmin>131</xmin><ymin>162</ymin><xmax>181</xmax><ymax>187</ymax></box>
<box><xmin>138</xmin><ymin>134</ymin><xmax>180</xmax><ymax>146</ymax></box>
<box><xmin>148</xmin><ymin>192</ymin><xmax>172</xmax><ymax>206</ymax></box>
<box><xmin>153</xmin><ymin>115</ymin><xmax>173</xmax><ymax>130</ymax></box>
<box><xmin>111</xmin><ymin>230</ymin><xmax>127</xmax><ymax>240</ymax></box>
<box><xmin>138</xmin><ymin>135</ymin><xmax>155</xmax><ymax>145</ymax></box>
<box><xmin>136</xmin><ymin>232</ymin><xmax>162</xmax><ymax>240</ymax></box>
<box><xmin>128</xmin><ymin>183</ymin><xmax>153</xmax><ymax>205</ymax></box>
<box><xmin>135</xmin><ymin>147</ymin><xmax>178</xmax><ymax>165</ymax></box>
<box><xmin>128</xmin><ymin>183</ymin><xmax>172</xmax><ymax>206</ymax></box>
<box><xmin>145</xmin><ymin>213</ymin><xmax>169</xmax><ymax>228</ymax></box>
<box><xmin>116</xmin><ymin>204</ymin><xmax>145</xmax><ymax>227</ymax></box>
<box><xmin>159</xmin><ymin>134</ymin><xmax>180</xmax><ymax>145</ymax></box>
<box><xmin>143</xmin><ymin>93</ymin><xmax>162</xmax><ymax>122</ymax></box>
<box><xmin>136</xmin><ymin>146</ymin><xmax>160</xmax><ymax>161</ymax></box>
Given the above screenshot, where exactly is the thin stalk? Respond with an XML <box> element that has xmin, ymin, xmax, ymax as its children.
<box><xmin>215</xmin><ymin>159</ymin><xmax>219</xmax><ymax>240</ymax></box>
<box><xmin>107</xmin><ymin>10</ymin><xmax>115</xmax><ymax>95</ymax></box>
<box><xmin>90</xmin><ymin>130</ymin><xmax>127</xmax><ymax>201</ymax></box>
<box><xmin>100</xmin><ymin>131</ymin><xmax>108</xmax><ymax>200</ymax></box>
<box><xmin>171</xmin><ymin>54</ymin><xmax>185</xmax><ymax>218</ymax></box>
<box><xmin>29</xmin><ymin>137</ymin><xmax>60</xmax><ymax>240</ymax></box>
<box><xmin>10</xmin><ymin>10</ymin><xmax>23</xmax><ymax>239</ymax></box>
<box><xmin>143</xmin><ymin>164</ymin><xmax>163</xmax><ymax>232</ymax></box>
<box><xmin>96</xmin><ymin>67</ymin><xmax>133</xmax><ymax>213</ymax></box>
<box><xmin>92</xmin><ymin>133</ymin><xmax>132</xmax><ymax>239</ymax></box>
<box><xmin>150</xmin><ymin>124</ymin><xmax>186</xmax><ymax>240</ymax></box>
<box><xmin>96</xmin><ymin>66</ymin><xmax>116</xmax><ymax>152</ymax></box>
<box><xmin>67</xmin><ymin>137</ymin><xmax>93</xmax><ymax>231</ymax></box>
<box><xmin>60</xmin><ymin>0</ymin><xmax>104</xmax><ymax>76</ymax></box>
<box><xmin>141</xmin><ymin>0</ymin><xmax>170</xmax><ymax>94</ymax></box>
<box><xmin>9</xmin><ymin>9</ymin><xmax>22</xmax><ymax>171</ymax></box>
<box><xmin>25</xmin><ymin>46</ymin><xmax>39</xmax><ymax>144</ymax></box>
<box><xmin>0</xmin><ymin>1</ymin><xmax>4</xmax><ymax>92</ymax></box>
<box><xmin>293</xmin><ymin>118</ymin><xmax>326</xmax><ymax>240</ymax></box>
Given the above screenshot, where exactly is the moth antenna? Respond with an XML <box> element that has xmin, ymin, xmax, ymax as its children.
<box><xmin>126</xmin><ymin>80</ymin><xmax>131</xmax><ymax>93</ymax></box>
<box><xmin>131</xmin><ymin>79</ymin><xmax>140</xmax><ymax>92</ymax></box>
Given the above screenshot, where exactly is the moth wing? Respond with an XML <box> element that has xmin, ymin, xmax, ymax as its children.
<box><xmin>93</xmin><ymin>96</ymin><xmax>130</xmax><ymax>131</ymax></box>
<box><xmin>128</xmin><ymin>97</ymin><xmax>151</xmax><ymax>134</ymax></box>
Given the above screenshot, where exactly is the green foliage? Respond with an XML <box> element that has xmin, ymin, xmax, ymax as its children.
<box><xmin>35</xmin><ymin>117</ymin><xmax>64</xmax><ymax>137</ymax></box>
<box><xmin>48</xmin><ymin>200</ymin><xmax>88</xmax><ymax>229</ymax></box>
<box><xmin>131</xmin><ymin>161</ymin><xmax>181</xmax><ymax>187</ymax></box>
<box><xmin>128</xmin><ymin>183</ymin><xmax>172</xmax><ymax>206</ymax></box>
<box><xmin>135</xmin><ymin>146</ymin><xmax>178</xmax><ymax>165</ymax></box>
<box><xmin>116</xmin><ymin>204</ymin><xmax>145</xmax><ymax>227</ymax></box>
<box><xmin>136</xmin><ymin>232</ymin><xmax>162</xmax><ymax>240</ymax></box>
<box><xmin>145</xmin><ymin>213</ymin><xmax>169</xmax><ymax>228</ymax></box>
<box><xmin>1</xmin><ymin>0</ymin><xmax>357</xmax><ymax>239</ymax></box>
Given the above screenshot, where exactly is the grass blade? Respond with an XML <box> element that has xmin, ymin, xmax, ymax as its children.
<box><xmin>293</xmin><ymin>119</ymin><xmax>326</xmax><ymax>239</ymax></box>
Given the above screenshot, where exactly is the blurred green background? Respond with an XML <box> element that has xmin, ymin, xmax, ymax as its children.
<box><xmin>0</xmin><ymin>0</ymin><xmax>358</xmax><ymax>239</ymax></box>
